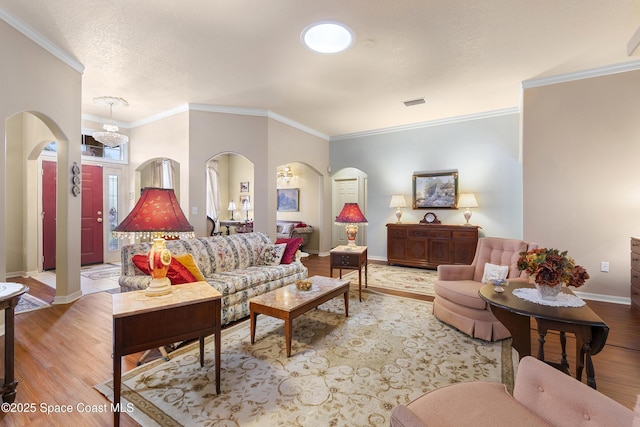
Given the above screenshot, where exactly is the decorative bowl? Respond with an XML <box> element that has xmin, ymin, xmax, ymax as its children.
<box><xmin>295</xmin><ymin>279</ymin><xmax>313</xmax><ymax>291</ymax></box>
<box><xmin>492</xmin><ymin>279</ymin><xmax>508</xmax><ymax>293</ymax></box>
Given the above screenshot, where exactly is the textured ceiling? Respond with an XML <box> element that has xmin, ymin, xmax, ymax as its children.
<box><xmin>1</xmin><ymin>0</ymin><xmax>639</xmax><ymax>137</ymax></box>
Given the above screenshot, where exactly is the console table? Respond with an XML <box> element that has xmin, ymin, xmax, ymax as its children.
<box><xmin>479</xmin><ymin>282</ymin><xmax>608</xmax><ymax>389</ymax></box>
<box><xmin>386</xmin><ymin>223</ymin><xmax>478</xmax><ymax>269</ymax></box>
<box><xmin>112</xmin><ymin>281</ymin><xmax>222</xmax><ymax>426</ymax></box>
<box><xmin>0</xmin><ymin>282</ymin><xmax>28</xmax><ymax>404</ymax></box>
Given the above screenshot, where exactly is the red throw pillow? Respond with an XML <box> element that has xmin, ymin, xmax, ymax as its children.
<box><xmin>131</xmin><ymin>254</ymin><xmax>197</xmax><ymax>285</ymax></box>
<box><xmin>294</xmin><ymin>222</ymin><xmax>307</xmax><ymax>228</ymax></box>
<box><xmin>276</xmin><ymin>237</ymin><xmax>303</xmax><ymax>264</ymax></box>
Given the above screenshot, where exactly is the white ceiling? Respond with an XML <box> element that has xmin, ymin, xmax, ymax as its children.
<box><xmin>1</xmin><ymin>0</ymin><xmax>639</xmax><ymax>137</ymax></box>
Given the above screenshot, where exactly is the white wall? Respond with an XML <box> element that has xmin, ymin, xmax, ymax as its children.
<box><xmin>330</xmin><ymin>112</ymin><xmax>522</xmax><ymax>261</ymax></box>
<box><xmin>523</xmin><ymin>69</ymin><xmax>640</xmax><ymax>301</ymax></box>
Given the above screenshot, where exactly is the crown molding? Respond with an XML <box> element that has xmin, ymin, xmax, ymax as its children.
<box><xmin>267</xmin><ymin>111</ymin><xmax>330</xmax><ymax>141</ymax></box>
<box><xmin>331</xmin><ymin>107</ymin><xmax>520</xmax><ymax>141</ymax></box>
<box><xmin>0</xmin><ymin>7</ymin><xmax>84</xmax><ymax>73</ymax></box>
<box><xmin>522</xmin><ymin>59</ymin><xmax>640</xmax><ymax>89</ymax></box>
<box><xmin>82</xmin><ymin>114</ymin><xmax>130</xmax><ymax>129</ymax></box>
<box><xmin>124</xmin><ymin>103</ymin><xmax>329</xmax><ymax>141</ymax></box>
<box><xmin>128</xmin><ymin>104</ymin><xmax>190</xmax><ymax>128</ymax></box>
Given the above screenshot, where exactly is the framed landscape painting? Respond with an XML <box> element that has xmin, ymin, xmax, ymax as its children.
<box><xmin>412</xmin><ymin>170</ymin><xmax>458</xmax><ymax>209</ymax></box>
<box><xmin>277</xmin><ymin>188</ymin><xmax>299</xmax><ymax>212</ymax></box>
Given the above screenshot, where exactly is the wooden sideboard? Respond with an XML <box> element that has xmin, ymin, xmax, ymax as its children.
<box><xmin>386</xmin><ymin>223</ymin><xmax>479</xmax><ymax>269</ymax></box>
<box><xmin>630</xmin><ymin>237</ymin><xmax>640</xmax><ymax>311</ymax></box>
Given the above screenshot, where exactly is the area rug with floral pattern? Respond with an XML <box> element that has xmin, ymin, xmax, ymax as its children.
<box><xmin>343</xmin><ymin>263</ymin><xmax>437</xmax><ymax>297</ymax></box>
<box><xmin>96</xmin><ymin>290</ymin><xmax>515</xmax><ymax>427</ymax></box>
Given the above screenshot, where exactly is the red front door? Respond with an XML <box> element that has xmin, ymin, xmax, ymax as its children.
<box><xmin>42</xmin><ymin>162</ymin><xmax>104</xmax><ymax>269</ymax></box>
<box><xmin>81</xmin><ymin>164</ymin><xmax>104</xmax><ymax>265</ymax></box>
<box><xmin>42</xmin><ymin>161</ymin><xmax>57</xmax><ymax>270</ymax></box>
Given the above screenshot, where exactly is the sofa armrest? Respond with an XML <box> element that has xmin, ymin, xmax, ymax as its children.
<box><xmin>437</xmin><ymin>264</ymin><xmax>475</xmax><ymax>281</ymax></box>
<box><xmin>514</xmin><ymin>356</ymin><xmax>634</xmax><ymax>426</ymax></box>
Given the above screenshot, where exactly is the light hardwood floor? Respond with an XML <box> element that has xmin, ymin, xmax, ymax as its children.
<box><xmin>1</xmin><ymin>255</ymin><xmax>639</xmax><ymax>425</ymax></box>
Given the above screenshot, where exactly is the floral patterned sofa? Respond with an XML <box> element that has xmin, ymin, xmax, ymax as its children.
<box><xmin>119</xmin><ymin>232</ymin><xmax>308</xmax><ymax>325</ymax></box>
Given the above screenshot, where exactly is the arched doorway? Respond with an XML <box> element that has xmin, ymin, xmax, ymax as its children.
<box><xmin>206</xmin><ymin>153</ymin><xmax>254</xmax><ymax>236</ymax></box>
<box><xmin>4</xmin><ymin>111</ymin><xmax>82</xmax><ymax>303</ymax></box>
<box><xmin>276</xmin><ymin>161</ymin><xmax>322</xmax><ymax>254</ymax></box>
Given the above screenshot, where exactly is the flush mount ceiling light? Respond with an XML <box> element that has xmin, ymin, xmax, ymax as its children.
<box><xmin>92</xmin><ymin>96</ymin><xmax>129</xmax><ymax>147</ymax></box>
<box><xmin>301</xmin><ymin>21</ymin><xmax>354</xmax><ymax>54</ymax></box>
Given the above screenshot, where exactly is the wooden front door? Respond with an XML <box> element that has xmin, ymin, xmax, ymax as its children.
<box><xmin>81</xmin><ymin>164</ymin><xmax>104</xmax><ymax>265</ymax></box>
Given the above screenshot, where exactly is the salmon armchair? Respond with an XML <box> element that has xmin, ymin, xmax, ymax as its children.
<box><xmin>389</xmin><ymin>356</ymin><xmax>636</xmax><ymax>427</ymax></box>
<box><xmin>433</xmin><ymin>237</ymin><xmax>537</xmax><ymax>341</ymax></box>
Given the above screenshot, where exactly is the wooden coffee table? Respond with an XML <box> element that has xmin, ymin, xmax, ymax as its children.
<box><xmin>249</xmin><ymin>276</ymin><xmax>350</xmax><ymax>357</ymax></box>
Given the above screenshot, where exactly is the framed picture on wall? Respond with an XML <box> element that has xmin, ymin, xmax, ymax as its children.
<box><xmin>412</xmin><ymin>170</ymin><xmax>458</xmax><ymax>209</ymax></box>
<box><xmin>277</xmin><ymin>188</ymin><xmax>299</xmax><ymax>212</ymax></box>
<box><xmin>239</xmin><ymin>195</ymin><xmax>250</xmax><ymax>206</ymax></box>
<box><xmin>240</xmin><ymin>181</ymin><xmax>249</xmax><ymax>193</ymax></box>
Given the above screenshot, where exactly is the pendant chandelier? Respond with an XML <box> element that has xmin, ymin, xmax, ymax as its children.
<box><xmin>92</xmin><ymin>96</ymin><xmax>129</xmax><ymax>147</ymax></box>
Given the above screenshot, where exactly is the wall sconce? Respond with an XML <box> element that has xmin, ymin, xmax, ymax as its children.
<box><xmin>389</xmin><ymin>194</ymin><xmax>407</xmax><ymax>223</ymax></box>
<box><xmin>277</xmin><ymin>165</ymin><xmax>294</xmax><ymax>183</ymax></box>
<box><xmin>457</xmin><ymin>193</ymin><xmax>478</xmax><ymax>225</ymax></box>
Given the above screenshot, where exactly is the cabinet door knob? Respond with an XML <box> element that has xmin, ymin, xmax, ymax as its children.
<box><xmin>634</xmin><ymin>258</ymin><xmax>640</xmax><ymax>262</ymax></box>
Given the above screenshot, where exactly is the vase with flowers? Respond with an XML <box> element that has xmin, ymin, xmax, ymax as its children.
<box><xmin>517</xmin><ymin>248</ymin><xmax>589</xmax><ymax>300</ymax></box>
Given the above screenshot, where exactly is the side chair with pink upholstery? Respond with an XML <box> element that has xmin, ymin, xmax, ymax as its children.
<box><xmin>433</xmin><ymin>237</ymin><xmax>537</xmax><ymax>341</ymax></box>
<box><xmin>389</xmin><ymin>356</ymin><xmax>636</xmax><ymax>427</ymax></box>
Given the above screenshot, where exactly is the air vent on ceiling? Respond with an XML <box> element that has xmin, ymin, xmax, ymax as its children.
<box><xmin>403</xmin><ymin>98</ymin><xmax>425</xmax><ymax>107</ymax></box>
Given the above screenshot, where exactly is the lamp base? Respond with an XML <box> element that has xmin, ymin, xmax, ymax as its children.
<box><xmin>146</xmin><ymin>277</ymin><xmax>172</xmax><ymax>296</ymax></box>
<box><xmin>463</xmin><ymin>209</ymin><xmax>472</xmax><ymax>225</ymax></box>
<box><xmin>395</xmin><ymin>208</ymin><xmax>403</xmax><ymax>223</ymax></box>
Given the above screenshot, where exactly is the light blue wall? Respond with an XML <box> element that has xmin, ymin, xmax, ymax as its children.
<box><xmin>329</xmin><ymin>112</ymin><xmax>522</xmax><ymax>261</ymax></box>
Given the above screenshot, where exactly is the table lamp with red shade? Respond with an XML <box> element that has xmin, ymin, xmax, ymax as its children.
<box><xmin>113</xmin><ymin>187</ymin><xmax>195</xmax><ymax>296</ymax></box>
<box><xmin>335</xmin><ymin>203</ymin><xmax>368</xmax><ymax>248</ymax></box>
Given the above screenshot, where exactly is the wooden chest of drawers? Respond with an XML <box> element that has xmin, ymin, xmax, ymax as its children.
<box><xmin>386</xmin><ymin>223</ymin><xmax>479</xmax><ymax>269</ymax></box>
<box><xmin>631</xmin><ymin>237</ymin><xmax>640</xmax><ymax>311</ymax></box>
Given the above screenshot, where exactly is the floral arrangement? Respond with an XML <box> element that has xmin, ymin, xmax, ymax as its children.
<box><xmin>517</xmin><ymin>248</ymin><xmax>589</xmax><ymax>288</ymax></box>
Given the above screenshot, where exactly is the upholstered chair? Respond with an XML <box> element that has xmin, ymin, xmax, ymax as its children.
<box><xmin>433</xmin><ymin>237</ymin><xmax>537</xmax><ymax>341</ymax></box>
<box><xmin>389</xmin><ymin>356</ymin><xmax>635</xmax><ymax>427</ymax></box>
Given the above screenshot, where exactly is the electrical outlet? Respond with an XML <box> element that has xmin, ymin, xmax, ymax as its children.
<box><xmin>191</xmin><ymin>207</ymin><xmax>198</xmax><ymax>215</ymax></box>
<box><xmin>600</xmin><ymin>261</ymin><xmax>609</xmax><ymax>272</ymax></box>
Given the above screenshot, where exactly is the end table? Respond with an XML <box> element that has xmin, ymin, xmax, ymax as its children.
<box><xmin>330</xmin><ymin>245</ymin><xmax>368</xmax><ymax>301</ymax></box>
<box><xmin>112</xmin><ymin>281</ymin><xmax>221</xmax><ymax>426</ymax></box>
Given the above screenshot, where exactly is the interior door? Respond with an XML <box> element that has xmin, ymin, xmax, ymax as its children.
<box><xmin>81</xmin><ymin>164</ymin><xmax>104</xmax><ymax>265</ymax></box>
<box><xmin>333</xmin><ymin>178</ymin><xmax>359</xmax><ymax>247</ymax></box>
<box><xmin>42</xmin><ymin>161</ymin><xmax>57</xmax><ymax>270</ymax></box>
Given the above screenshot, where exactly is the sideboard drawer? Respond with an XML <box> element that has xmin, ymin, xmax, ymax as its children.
<box><xmin>388</xmin><ymin>228</ymin><xmax>407</xmax><ymax>238</ymax></box>
<box><xmin>429</xmin><ymin>230</ymin><xmax>451</xmax><ymax>238</ymax></box>
<box><xmin>409</xmin><ymin>228</ymin><xmax>429</xmax><ymax>238</ymax></box>
<box><xmin>452</xmin><ymin>231</ymin><xmax>477</xmax><ymax>239</ymax></box>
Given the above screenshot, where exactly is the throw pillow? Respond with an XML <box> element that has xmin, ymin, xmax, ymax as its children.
<box><xmin>280</xmin><ymin>223</ymin><xmax>294</xmax><ymax>236</ymax></box>
<box><xmin>173</xmin><ymin>253</ymin><xmax>206</xmax><ymax>281</ymax></box>
<box><xmin>259</xmin><ymin>243</ymin><xmax>287</xmax><ymax>266</ymax></box>
<box><xmin>276</xmin><ymin>237</ymin><xmax>303</xmax><ymax>264</ymax></box>
<box><xmin>294</xmin><ymin>222</ymin><xmax>307</xmax><ymax>228</ymax></box>
<box><xmin>131</xmin><ymin>254</ymin><xmax>198</xmax><ymax>285</ymax></box>
<box><xmin>481</xmin><ymin>262</ymin><xmax>509</xmax><ymax>284</ymax></box>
